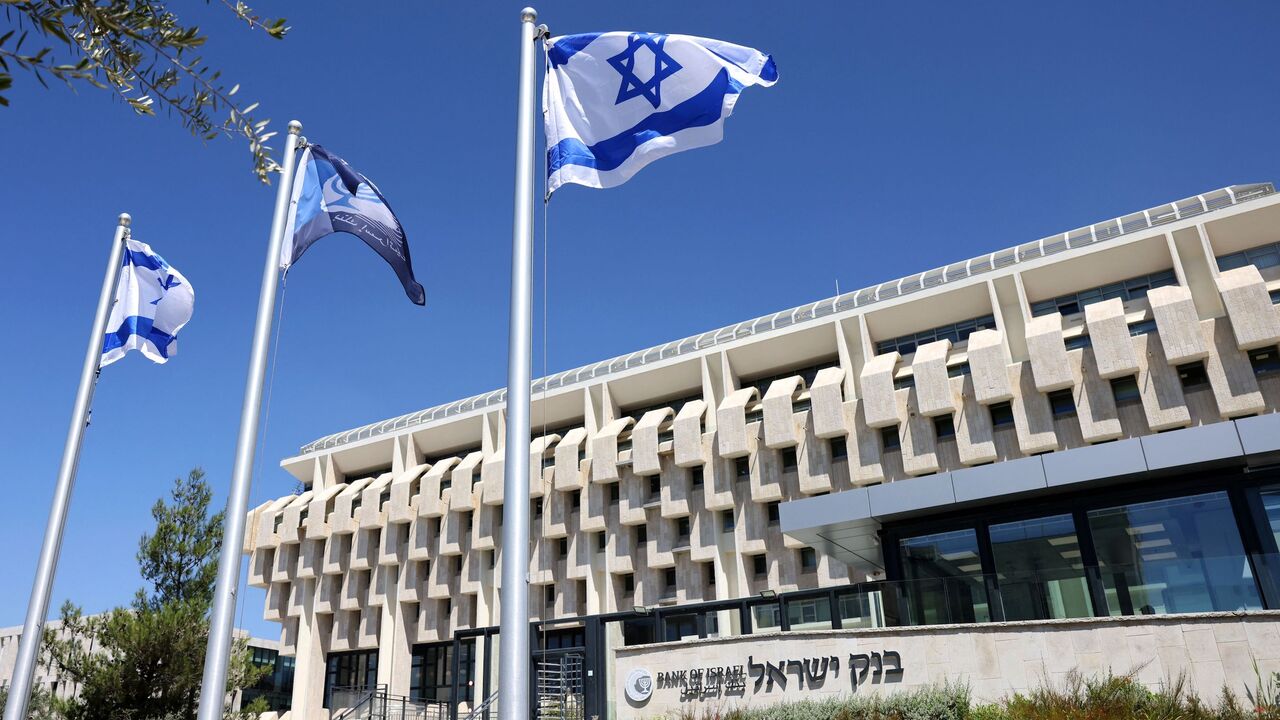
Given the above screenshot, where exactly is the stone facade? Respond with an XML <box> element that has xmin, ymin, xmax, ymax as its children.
<box><xmin>613</xmin><ymin>613</ymin><xmax>1280</xmax><ymax>718</ymax></box>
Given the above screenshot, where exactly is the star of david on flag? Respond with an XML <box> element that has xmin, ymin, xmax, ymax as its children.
<box><xmin>101</xmin><ymin>239</ymin><xmax>195</xmax><ymax>366</ymax></box>
<box><xmin>544</xmin><ymin>31</ymin><xmax>777</xmax><ymax>194</ymax></box>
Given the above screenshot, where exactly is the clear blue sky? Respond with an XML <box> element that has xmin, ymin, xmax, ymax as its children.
<box><xmin>2</xmin><ymin>2</ymin><xmax>1278</xmax><ymax>640</ymax></box>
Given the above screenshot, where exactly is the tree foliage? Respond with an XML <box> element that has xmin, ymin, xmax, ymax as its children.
<box><xmin>0</xmin><ymin>1</ymin><xmax>288</xmax><ymax>182</ymax></box>
<box><xmin>41</xmin><ymin>469</ymin><xmax>269</xmax><ymax>720</ymax></box>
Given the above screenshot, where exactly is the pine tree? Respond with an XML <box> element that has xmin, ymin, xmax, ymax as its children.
<box><xmin>42</xmin><ymin>469</ymin><xmax>269</xmax><ymax>720</ymax></box>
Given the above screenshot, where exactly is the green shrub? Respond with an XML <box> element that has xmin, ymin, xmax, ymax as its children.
<box><xmin>664</xmin><ymin>670</ymin><xmax>1280</xmax><ymax>720</ymax></box>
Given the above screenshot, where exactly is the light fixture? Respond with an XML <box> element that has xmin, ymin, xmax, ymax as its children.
<box><xmin>632</xmin><ymin>605</ymin><xmax>650</xmax><ymax>615</ymax></box>
<box><xmin>758</xmin><ymin>589</ymin><xmax>777</xmax><ymax>599</ymax></box>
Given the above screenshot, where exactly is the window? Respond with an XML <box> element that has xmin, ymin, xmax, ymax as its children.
<box><xmin>752</xmin><ymin>554</ymin><xmax>768</xmax><ymax>578</ymax></box>
<box><xmin>648</xmin><ymin>476</ymin><xmax>661</xmax><ymax>502</ymax></box>
<box><xmin>893</xmin><ymin>375</ymin><xmax>915</xmax><ymax>391</ymax></box>
<box><xmin>534</xmin><ymin>498</ymin><xmax>543</xmax><ymax>519</ymax></box>
<box><xmin>324</xmin><ymin>650</ymin><xmax>377</xmax><ymax>708</ymax></box>
<box><xmin>1177</xmin><ymin>361</ymin><xmax>1209</xmax><ymax>389</ymax></box>
<box><xmin>545</xmin><ymin>585</ymin><xmax>556</xmax><ymax>607</ymax></box>
<box><xmin>1064</xmin><ymin>334</ymin><xmax>1092</xmax><ymax>351</ymax></box>
<box><xmin>721</xmin><ymin>510</ymin><xmax>735</xmax><ymax>533</ymax></box>
<box><xmin>438</xmin><ymin>479</ymin><xmax>450</xmax><ymax>497</ymax></box>
<box><xmin>379</xmin><ymin>489</ymin><xmax>391</xmax><ymax>511</ymax></box>
<box><xmin>898</xmin><ymin>528</ymin><xmax>990</xmax><ymax>625</ymax></box>
<box><xmin>875</xmin><ymin>314</ymin><xmax>998</xmax><ymax>356</ymax></box>
<box><xmin>735</xmin><ymin>457</ymin><xmax>751</xmax><ymax>479</ymax></box>
<box><xmin>1217</xmin><ymin>241</ymin><xmax>1280</xmax><ymax>272</ymax></box>
<box><xmin>1128</xmin><ymin>319</ymin><xmax>1157</xmax><ymax>336</ymax></box>
<box><xmin>1048</xmin><ymin>389</ymin><xmax>1076</xmax><ymax>417</ymax></box>
<box><xmin>622</xmin><ymin>573</ymin><xmax>635</xmax><ymax>595</ymax></box>
<box><xmin>948</xmin><ymin>362</ymin><xmax>971</xmax><ymax>377</ymax></box>
<box><xmin>1111</xmin><ymin>375</ymin><xmax>1141</xmax><ymax>404</ymax></box>
<box><xmin>751</xmin><ymin>601</ymin><xmax>781</xmax><ymax>631</ymax></box>
<box><xmin>1249</xmin><ymin>346</ymin><xmax>1280</xmax><ymax>376</ymax></box>
<box><xmin>677</xmin><ymin>517</ymin><xmax>691</xmax><ymax>541</ymax></box>
<box><xmin>880</xmin><ymin>426</ymin><xmax>901</xmax><ymax>451</ymax></box>
<box><xmin>636</xmin><ymin>525</ymin><xmax>647</xmax><ymax>545</ymax></box>
<box><xmin>558</xmin><ymin>538</ymin><xmax>568</xmax><ymax>559</ymax></box>
<box><xmin>1087</xmin><ymin>491</ymin><xmax>1262</xmax><ymax>615</ymax></box>
<box><xmin>1272</xmin><ymin>288</ymin><xmax>1280</xmax><ymax>305</ymax></box>
<box><xmin>933</xmin><ymin>415</ymin><xmax>956</xmax><ymax>439</ymax></box>
<box><xmin>608</xmin><ymin>483</ymin><xmax>619</xmax><ymax>505</ymax></box>
<box><xmin>767</xmin><ymin>502</ymin><xmax>780</xmax><ymax>525</ymax></box>
<box><xmin>409</xmin><ymin>640</ymin><xmax>474</xmax><ymax>704</ymax></box>
<box><xmin>1030</xmin><ymin>269</ymin><xmax>1177</xmax><ymax>317</ymax></box>
<box><xmin>988</xmin><ymin>514</ymin><xmax>1093</xmax><ymax>620</ymax></box>
<box><xmin>781</xmin><ymin>449</ymin><xmax>798</xmax><ymax>472</ymax></box>
<box><xmin>597</xmin><ymin>533</ymin><xmax>607</xmax><ymax>552</ymax></box>
<box><xmin>570</xmin><ymin>492</ymin><xmax>580</xmax><ymax>510</ymax></box>
<box><xmin>799</xmin><ymin>547</ymin><xmax>818</xmax><ymax>572</ymax></box>
<box><xmin>663</xmin><ymin>569</ymin><xmax>677</xmax><ymax>598</ymax></box>
<box><xmin>786</xmin><ymin>595</ymin><xmax>830</xmax><ymax>630</ymax></box>
<box><xmin>741</xmin><ymin>361</ymin><xmax>840</xmax><ymax>398</ymax></box>
<box><xmin>690</xmin><ymin>465</ymin><xmax>704</xmax><ymax>488</ymax></box>
<box><xmin>989</xmin><ymin>402</ymin><xmax>1015</xmax><ymax>428</ymax></box>
<box><xmin>830</xmin><ymin>437</ymin><xmax>848</xmax><ymax>460</ymax></box>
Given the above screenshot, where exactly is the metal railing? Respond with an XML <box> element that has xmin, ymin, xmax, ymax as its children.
<box><xmin>299</xmin><ymin>183</ymin><xmax>1275</xmax><ymax>455</ymax></box>
<box><xmin>462</xmin><ymin>692</ymin><xmax>498</xmax><ymax>720</ymax></box>
<box><xmin>330</xmin><ymin>685</ymin><xmax>446</xmax><ymax>720</ymax></box>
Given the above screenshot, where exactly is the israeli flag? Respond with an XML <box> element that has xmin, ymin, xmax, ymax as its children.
<box><xmin>101</xmin><ymin>239</ymin><xmax>194</xmax><ymax>366</ymax></box>
<box><xmin>544</xmin><ymin>32</ymin><xmax>777</xmax><ymax>194</ymax></box>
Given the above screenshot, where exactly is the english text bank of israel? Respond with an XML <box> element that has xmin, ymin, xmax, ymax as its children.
<box><xmin>245</xmin><ymin>184</ymin><xmax>1280</xmax><ymax>720</ymax></box>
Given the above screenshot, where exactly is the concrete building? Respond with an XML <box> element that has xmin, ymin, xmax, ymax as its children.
<box><xmin>0</xmin><ymin>620</ymin><xmax>293</xmax><ymax>714</ymax></box>
<box><xmin>245</xmin><ymin>183</ymin><xmax>1280</xmax><ymax>719</ymax></box>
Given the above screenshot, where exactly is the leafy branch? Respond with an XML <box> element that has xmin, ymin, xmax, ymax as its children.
<box><xmin>0</xmin><ymin>0</ymin><xmax>289</xmax><ymax>183</ymax></box>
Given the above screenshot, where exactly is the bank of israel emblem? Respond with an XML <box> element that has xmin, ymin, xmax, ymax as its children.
<box><xmin>624</xmin><ymin>667</ymin><xmax>654</xmax><ymax>703</ymax></box>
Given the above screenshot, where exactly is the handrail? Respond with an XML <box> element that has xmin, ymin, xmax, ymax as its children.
<box><xmin>298</xmin><ymin>182</ymin><xmax>1275</xmax><ymax>455</ymax></box>
<box><xmin>462</xmin><ymin>692</ymin><xmax>498</xmax><ymax>720</ymax></box>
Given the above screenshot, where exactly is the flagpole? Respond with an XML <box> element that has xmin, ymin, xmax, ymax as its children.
<box><xmin>195</xmin><ymin>120</ymin><xmax>303</xmax><ymax>720</ymax></box>
<box><xmin>3</xmin><ymin>214</ymin><xmax>130</xmax><ymax>720</ymax></box>
<box><xmin>499</xmin><ymin>8</ymin><xmax>539</xmax><ymax>720</ymax></box>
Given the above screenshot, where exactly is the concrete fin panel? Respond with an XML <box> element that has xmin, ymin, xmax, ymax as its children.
<box><xmin>809</xmin><ymin>366</ymin><xmax>848</xmax><ymax>438</ymax></box>
<box><xmin>1132</xmin><ymin>332</ymin><xmax>1192</xmax><ymax>431</ymax></box>
<box><xmin>1070</xmin><ymin>349</ymin><xmax>1123</xmax><ymax>443</ymax></box>
<box><xmin>763</xmin><ymin>376</ymin><xmax>805</xmax><ymax>449</ymax></box>
<box><xmin>1009</xmin><ymin>362</ymin><xmax>1059</xmax><ymax>454</ymax></box>
<box><xmin>1026</xmin><ymin>313</ymin><xmax>1075</xmax><ymax>392</ymax></box>
<box><xmin>715</xmin><ymin>388</ymin><xmax>758</xmax><ymax>458</ymax></box>
<box><xmin>591</xmin><ymin>417</ymin><xmax>635</xmax><ymax>483</ymax></box>
<box><xmin>554</xmin><ymin>427</ymin><xmax>588</xmax><ymax>491</ymax></box>
<box><xmin>1084</xmin><ymin>298</ymin><xmax>1141</xmax><ymax>379</ymax></box>
<box><xmin>899</xmin><ymin>388</ymin><xmax>940</xmax><ymax>476</ymax></box>
<box><xmin>859</xmin><ymin>352</ymin><xmax>902</xmax><ymax>428</ymax></box>
<box><xmin>951</xmin><ymin>374</ymin><xmax>998</xmax><ymax>465</ymax></box>
<box><xmin>912</xmin><ymin>339</ymin><xmax>957</xmax><ymax>417</ymax></box>
<box><xmin>1201</xmin><ymin>317</ymin><xmax>1265</xmax><ymax>419</ymax></box>
<box><xmin>967</xmin><ymin>329</ymin><xmax>1014</xmax><ymax>404</ymax></box>
<box><xmin>632</xmin><ymin>408</ymin><xmax>673</xmax><ymax>477</ymax></box>
<box><xmin>1149</xmin><ymin>285</ymin><xmax>1208</xmax><ymax>364</ymax></box>
<box><xmin>674</xmin><ymin>400</ymin><xmax>708</xmax><ymax>467</ymax></box>
<box><xmin>1217</xmin><ymin>265</ymin><xmax>1280</xmax><ymax>351</ymax></box>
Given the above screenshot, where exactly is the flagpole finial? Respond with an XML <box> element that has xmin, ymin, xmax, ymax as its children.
<box><xmin>521</xmin><ymin>7</ymin><xmax>537</xmax><ymax>22</ymax></box>
<box><xmin>288</xmin><ymin>120</ymin><xmax>303</xmax><ymax>135</ymax></box>
<box><xmin>118</xmin><ymin>213</ymin><xmax>131</xmax><ymax>228</ymax></box>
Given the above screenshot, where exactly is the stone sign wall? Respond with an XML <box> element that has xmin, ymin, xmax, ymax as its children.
<box><xmin>612</xmin><ymin>612</ymin><xmax>1280</xmax><ymax>719</ymax></box>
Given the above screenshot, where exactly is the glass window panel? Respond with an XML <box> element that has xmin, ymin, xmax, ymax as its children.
<box><xmin>836</xmin><ymin>589</ymin><xmax>887</xmax><ymax>629</ymax></box>
<box><xmin>1262</xmin><ymin>486</ymin><xmax>1280</xmax><ymax>551</ymax></box>
<box><xmin>750</xmin><ymin>601</ymin><xmax>782</xmax><ymax>631</ymax></box>
<box><xmin>898</xmin><ymin>528</ymin><xmax>990</xmax><ymax>625</ymax></box>
<box><xmin>1087</xmin><ymin>492</ymin><xmax>1261</xmax><ymax>616</ymax></box>
<box><xmin>785</xmin><ymin>596</ymin><xmax>832</xmax><ymax>631</ymax></box>
<box><xmin>989</xmin><ymin>514</ymin><xmax>1093</xmax><ymax>620</ymax></box>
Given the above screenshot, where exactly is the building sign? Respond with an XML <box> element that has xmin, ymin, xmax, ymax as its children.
<box><xmin>649</xmin><ymin>650</ymin><xmax>903</xmax><ymax>701</ymax></box>
<box><xmin>624</xmin><ymin>668</ymin><xmax>654</xmax><ymax>703</ymax></box>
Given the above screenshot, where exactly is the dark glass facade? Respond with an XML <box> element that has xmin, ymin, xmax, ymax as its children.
<box><xmin>241</xmin><ymin>645</ymin><xmax>294</xmax><ymax>713</ymax></box>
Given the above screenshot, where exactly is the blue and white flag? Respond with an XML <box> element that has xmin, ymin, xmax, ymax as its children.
<box><xmin>101</xmin><ymin>239</ymin><xmax>195</xmax><ymax>366</ymax></box>
<box><xmin>544</xmin><ymin>32</ymin><xmax>777</xmax><ymax>194</ymax></box>
<box><xmin>281</xmin><ymin>145</ymin><xmax>426</xmax><ymax>305</ymax></box>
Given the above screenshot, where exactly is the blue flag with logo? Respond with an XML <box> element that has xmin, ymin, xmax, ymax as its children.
<box><xmin>544</xmin><ymin>32</ymin><xmax>777</xmax><ymax>194</ymax></box>
<box><xmin>281</xmin><ymin>145</ymin><xmax>425</xmax><ymax>305</ymax></box>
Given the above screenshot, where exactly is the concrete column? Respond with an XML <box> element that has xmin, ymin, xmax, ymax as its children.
<box><xmin>290</xmin><ymin>584</ymin><xmax>329</xmax><ymax>719</ymax></box>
